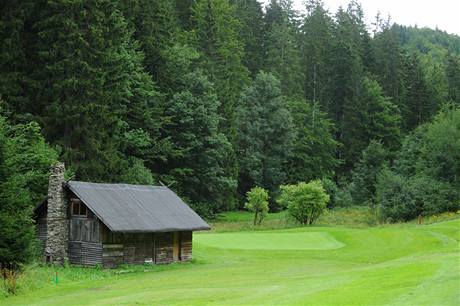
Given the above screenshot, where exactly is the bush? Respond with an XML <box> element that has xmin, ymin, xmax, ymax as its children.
<box><xmin>321</xmin><ymin>178</ymin><xmax>338</xmax><ymax>208</ymax></box>
<box><xmin>376</xmin><ymin>169</ymin><xmax>458</xmax><ymax>222</ymax></box>
<box><xmin>350</xmin><ymin>140</ymin><xmax>389</xmax><ymax>206</ymax></box>
<box><xmin>278</xmin><ymin>181</ymin><xmax>329</xmax><ymax>225</ymax></box>
<box><xmin>244</xmin><ymin>187</ymin><xmax>269</xmax><ymax>225</ymax></box>
<box><xmin>335</xmin><ymin>185</ymin><xmax>354</xmax><ymax>208</ymax></box>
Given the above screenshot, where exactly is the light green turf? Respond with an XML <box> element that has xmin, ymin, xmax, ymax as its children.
<box><xmin>197</xmin><ymin>232</ymin><xmax>345</xmax><ymax>250</ymax></box>
<box><xmin>3</xmin><ymin>219</ymin><xmax>459</xmax><ymax>306</ymax></box>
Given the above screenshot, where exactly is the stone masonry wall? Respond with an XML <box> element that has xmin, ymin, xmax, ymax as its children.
<box><xmin>45</xmin><ymin>162</ymin><xmax>68</xmax><ymax>264</ymax></box>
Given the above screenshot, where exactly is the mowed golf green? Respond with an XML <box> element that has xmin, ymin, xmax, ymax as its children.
<box><xmin>5</xmin><ymin>219</ymin><xmax>460</xmax><ymax>305</ymax></box>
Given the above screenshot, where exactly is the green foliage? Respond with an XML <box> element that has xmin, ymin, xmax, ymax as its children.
<box><xmin>278</xmin><ymin>181</ymin><xmax>329</xmax><ymax>225</ymax></box>
<box><xmin>445</xmin><ymin>54</ymin><xmax>460</xmax><ymax>104</ymax></box>
<box><xmin>377</xmin><ymin>170</ymin><xmax>457</xmax><ymax>222</ymax></box>
<box><xmin>377</xmin><ymin>107</ymin><xmax>460</xmax><ymax>221</ymax></box>
<box><xmin>192</xmin><ymin>0</ymin><xmax>250</xmax><ymax>139</ymax></box>
<box><xmin>419</xmin><ymin>106</ymin><xmax>460</xmax><ymax>190</ymax></box>
<box><xmin>350</xmin><ymin>141</ymin><xmax>389</xmax><ymax>206</ymax></box>
<box><xmin>402</xmin><ymin>52</ymin><xmax>436</xmax><ymax>130</ymax></box>
<box><xmin>286</xmin><ymin>100</ymin><xmax>339</xmax><ymax>183</ymax></box>
<box><xmin>236</xmin><ymin>72</ymin><xmax>294</xmax><ymax>205</ymax></box>
<box><xmin>0</xmin><ymin>115</ymin><xmax>57</xmax><ymax>270</ymax></box>
<box><xmin>264</xmin><ymin>0</ymin><xmax>303</xmax><ymax>98</ymax></box>
<box><xmin>33</xmin><ymin>0</ymin><xmax>162</xmax><ymax>182</ymax></box>
<box><xmin>244</xmin><ymin>187</ymin><xmax>269</xmax><ymax>225</ymax></box>
<box><xmin>1</xmin><ymin>0</ymin><xmax>460</xmax><ymax>258</ymax></box>
<box><xmin>301</xmin><ymin>0</ymin><xmax>334</xmax><ymax>108</ymax></box>
<box><xmin>160</xmin><ymin>70</ymin><xmax>236</xmax><ymax>214</ymax></box>
<box><xmin>232</xmin><ymin>0</ymin><xmax>265</xmax><ymax>76</ymax></box>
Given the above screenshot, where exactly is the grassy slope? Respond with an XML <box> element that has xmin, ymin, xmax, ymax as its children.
<box><xmin>2</xmin><ymin>218</ymin><xmax>459</xmax><ymax>305</ymax></box>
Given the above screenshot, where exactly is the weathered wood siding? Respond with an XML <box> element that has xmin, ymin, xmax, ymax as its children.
<box><xmin>155</xmin><ymin>232</ymin><xmax>173</xmax><ymax>264</ymax></box>
<box><xmin>100</xmin><ymin>223</ymin><xmax>190</xmax><ymax>267</ymax></box>
<box><xmin>68</xmin><ymin>200</ymin><xmax>103</xmax><ymax>266</ymax></box>
<box><xmin>37</xmin><ymin>219</ymin><xmax>47</xmax><ymax>245</ymax></box>
<box><xmin>180</xmin><ymin>231</ymin><xmax>193</xmax><ymax>261</ymax></box>
<box><xmin>68</xmin><ymin>241</ymin><xmax>103</xmax><ymax>266</ymax></box>
<box><xmin>35</xmin><ymin>203</ymin><xmax>48</xmax><ymax>253</ymax></box>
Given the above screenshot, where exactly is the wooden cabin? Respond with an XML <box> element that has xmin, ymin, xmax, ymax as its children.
<box><xmin>35</xmin><ymin>163</ymin><xmax>210</xmax><ymax>267</ymax></box>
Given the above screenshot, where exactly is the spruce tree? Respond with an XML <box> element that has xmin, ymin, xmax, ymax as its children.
<box><xmin>372</xmin><ymin>22</ymin><xmax>405</xmax><ymax>105</ymax></box>
<box><xmin>301</xmin><ymin>0</ymin><xmax>334</xmax><ymax>109</ymax></box>
<box><xmin>192</xmin><ymin>0</ymin><xmax>250</xmax><ymax>140</ymax></box>
<box><xmin>402</xmin><ymin>52</ymin><xmax>435</xmax><ymax>130</ymax></box>
<box><xmin>0</xmin><ymin>1</ymin><xmax>35</xmax><ymax>119</ymax></box>
<box><xmin>160</xmin><ymin>70</ymin><xmax>236</xmax><ymax>214</ymax></box>
<box><xmin>264</xmin><ymin>0</ymin><xmax>304</xmax><ymax>98</ymax></box>
<box><xmin>0</xmin><ymin>114</ymin><xmax>57</xmax><ymax>270</ymax></box>
<box><xmin>446</xmin><ymin>53</ymin><xmax>460</xmax><ymax>105</ymax></box>
<box><xmin>34</xmin><ymin>0</ymin><xmax>160</xmax><ymax>181</ymax></box>
<box><xmin>118</xmin><ymin>0</ymin><xmax>181</xmax><ymax>91</ymax></box>
<box><xmin>231</xmin><ymin>0</ymin><xmax>265</xmax><ymax>76</ymax></box>
<box><xmin>236</xmin><ymin>72</ymin><xmax>294</xmax><ymax>205</ymax></box>
<box><xmin>286</xmin><ymin>99</ymin><xmax>339</xmax><ymax>183</ymax></box>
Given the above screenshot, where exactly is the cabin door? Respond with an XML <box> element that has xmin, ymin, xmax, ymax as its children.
<box><xmin>173</xmin><ymin>232</ymin><xmax>181</xmax><ymax>261</ymax></box>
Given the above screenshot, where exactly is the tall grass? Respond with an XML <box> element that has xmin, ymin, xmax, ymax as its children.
<box><xmin>210</xmin><ymin>207</ymin><xmax>460</xmax><ymax>232</ymax></box>
<box><xmin>0</xmin><ymin>261</ymin><xmax>194</xmax><ymax>298</ymax></box>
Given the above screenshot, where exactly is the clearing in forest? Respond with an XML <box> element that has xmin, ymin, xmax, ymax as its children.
<box><xmin>4</xmin><ymin>219</ymin><xmax>460</xmax><ymax>305</ymax></box>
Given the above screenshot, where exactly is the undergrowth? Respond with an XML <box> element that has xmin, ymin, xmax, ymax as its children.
<box><xmin>0</xmin><ymin>260</ymin><xmax>195</xmax><ymax>298</ymax></box>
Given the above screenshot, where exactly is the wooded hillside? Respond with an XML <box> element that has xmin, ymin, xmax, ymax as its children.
<box><xmin>1</xmin><ymin>0</ymin><xmax>459</xmax><ymax>220</ymax></box>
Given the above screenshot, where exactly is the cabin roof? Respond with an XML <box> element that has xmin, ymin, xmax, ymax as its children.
<box><xmin>66</xmin><ymin>181</ymin><xmax>210</xmax><ymax>233</ymax></box>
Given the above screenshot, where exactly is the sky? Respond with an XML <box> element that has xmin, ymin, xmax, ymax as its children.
<box><xmin>261</xmin><ymin>0</ymin><xmax>460</xmax><ymax>35</ymax></box>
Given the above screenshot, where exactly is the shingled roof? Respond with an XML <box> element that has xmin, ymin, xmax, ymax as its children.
<box><xmin>67</xmin><ymin>181</ymin><xmax>210</xmax><ymax>233</ymax></box>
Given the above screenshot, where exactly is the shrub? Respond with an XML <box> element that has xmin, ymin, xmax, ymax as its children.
<box><xmin>278</xmin><ymin>181</ymin><xmax>329</xmax><ymax>225</ymax></box>
<box><xmin>244</xmin><ymin>187</ymin><xmax>269</xmax><ymax>225</ymax></box>
<box><xmin>350</xmin><ymin>140</ymin><xmax>389</xmax><ymax>206</ymax></box>
<box><xmin>321</xmin><ymin>178</ymin><xmax>338</xmax><ymax>208</ymax></box>
<box><xmin>376</xmin><ymin>169</ymin><xmax>458</xmax><ymax>222</ymax></box>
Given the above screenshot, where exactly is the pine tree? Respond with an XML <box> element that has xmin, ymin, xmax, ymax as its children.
<box><xmin>236</xmin><ymin>72</ymin><xmax>294</xmax><ymax>205</ymax></box>
<box><xmin>329</xmin><ymin>7</ymin><xmax>365</xmax><ymax>174</ymax></box>
<box><xmin>192</xmin><ymin>0</ymin><xmax>250</xmax><ymax>140</ymax></box>
<box><xmin>34</xmin><ymin>0</ymin><xmax>160</xmax><ymax>181</ymax></box>
<box><xmin>402</xmin><ymin>52</ymin><xmax>435</xmax><ymax>130</ymax></box>
<box><xmin>0</xmin><ymin>114</ymin><xmax>57</xmax><ymax>270</ymax></box>
<box><xmin>301</xmin><ymin>0</ymin><xmax>334</xmax><ymax>109</ymax></box>
<box><xmin>231</xmin><ymin>0</ymin><xmax>265</xmax><ymax>76</ymax></box>
<box><xmin>446</xmin><ymin>53</ymin><xmax>460</xmax><ymax>104</ymax></box>
<box><xmin>264</xmin><ymin>0</ymin><xmax>304</xmax><ymax>98</ymax></box>
<box><xmin>118</xmin><ymin>0</ymin><xmax>181</xmax><ymax>91</ymax></box>
<box><xmin>0</xmin><ymin>1</ymin><xmax>35</xmax><ymax>119</ymax></box>
<box><xmin>160</xmin><ymin>70</ymin><xmax>236</xmax><ymax>214</ymax></box>
<box><xmin>351</xmin><ymin>140</ymin><xmax>389</xmax><ymax>205</ymax></box>
<box><xmin>285</xmin><ymin>99</ymin><xmax>339</xmax><ymax>183</ymax></box>
<box><xmin>372</xmin><ymin>22</ymin><xmax>405</xmax><ymax>105</ymax></box>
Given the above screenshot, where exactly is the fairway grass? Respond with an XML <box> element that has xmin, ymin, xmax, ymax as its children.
<box><xmin>3</xmin><ymin>219</ymin><xmax>459</xmax><ymax>305</ymax></box>
<box><xmin>197</xmin><ymin>231</ymin><xmax>345</xmax><ymax>250</ymax></box>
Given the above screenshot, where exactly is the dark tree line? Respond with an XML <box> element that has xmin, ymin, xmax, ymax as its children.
<box><xmin>1</xmin><ymin>0</ymin><xmax>459</xmax><ymax>223</ymax></box>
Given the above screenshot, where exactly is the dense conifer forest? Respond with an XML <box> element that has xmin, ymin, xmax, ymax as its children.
<box><xmin>1</xmin><ymin>0</ymin><xmax>459</xmax><ymax>268</ymax></box>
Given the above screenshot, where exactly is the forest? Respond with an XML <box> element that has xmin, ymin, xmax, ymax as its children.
<box><xmin>0</xmin><ymin>0</ymin><xmax>460</xmax><ymax>269</ymax></box>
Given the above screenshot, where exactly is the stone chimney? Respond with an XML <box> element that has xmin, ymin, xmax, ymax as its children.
<box><xmin>45</xmin><ymin>162</ymin><xmax>68</xmax><ymax>264</ymax></box>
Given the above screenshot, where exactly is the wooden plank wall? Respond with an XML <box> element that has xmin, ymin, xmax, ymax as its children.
<box><xmin>155</xmin><ymin>232</ymin><xmax>174</xmax><ymax>264</ymax></box>
<box><xmin>68</xmin><ymin>201</ymin><xmax>103</xmax><ymax>266</ymax></box>
<box><xmin>37</xmin><ymin>218</ymin><xmax>47</xmax><ymax>248</ymax></box>
<box><xmin>180</xmin><ymin>231</ymin><xmax>193</xmax><ymax>262</ymax></box>
<box><xmin>68</xmin><ymin>241</ymin><xmax>103</xmax><ymax>266</ymax></box>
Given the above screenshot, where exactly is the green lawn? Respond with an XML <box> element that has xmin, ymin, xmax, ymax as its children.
<box><xmin>3</xmin><ymin>218</ymin><xmax>459</xmax><ymax>305</ymax></box>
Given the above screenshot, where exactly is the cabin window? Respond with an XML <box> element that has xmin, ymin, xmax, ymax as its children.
<box><xmin>72</xmin><ymin>201</ymin><xmax>87</xmax><ymax>217</ymax></box>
